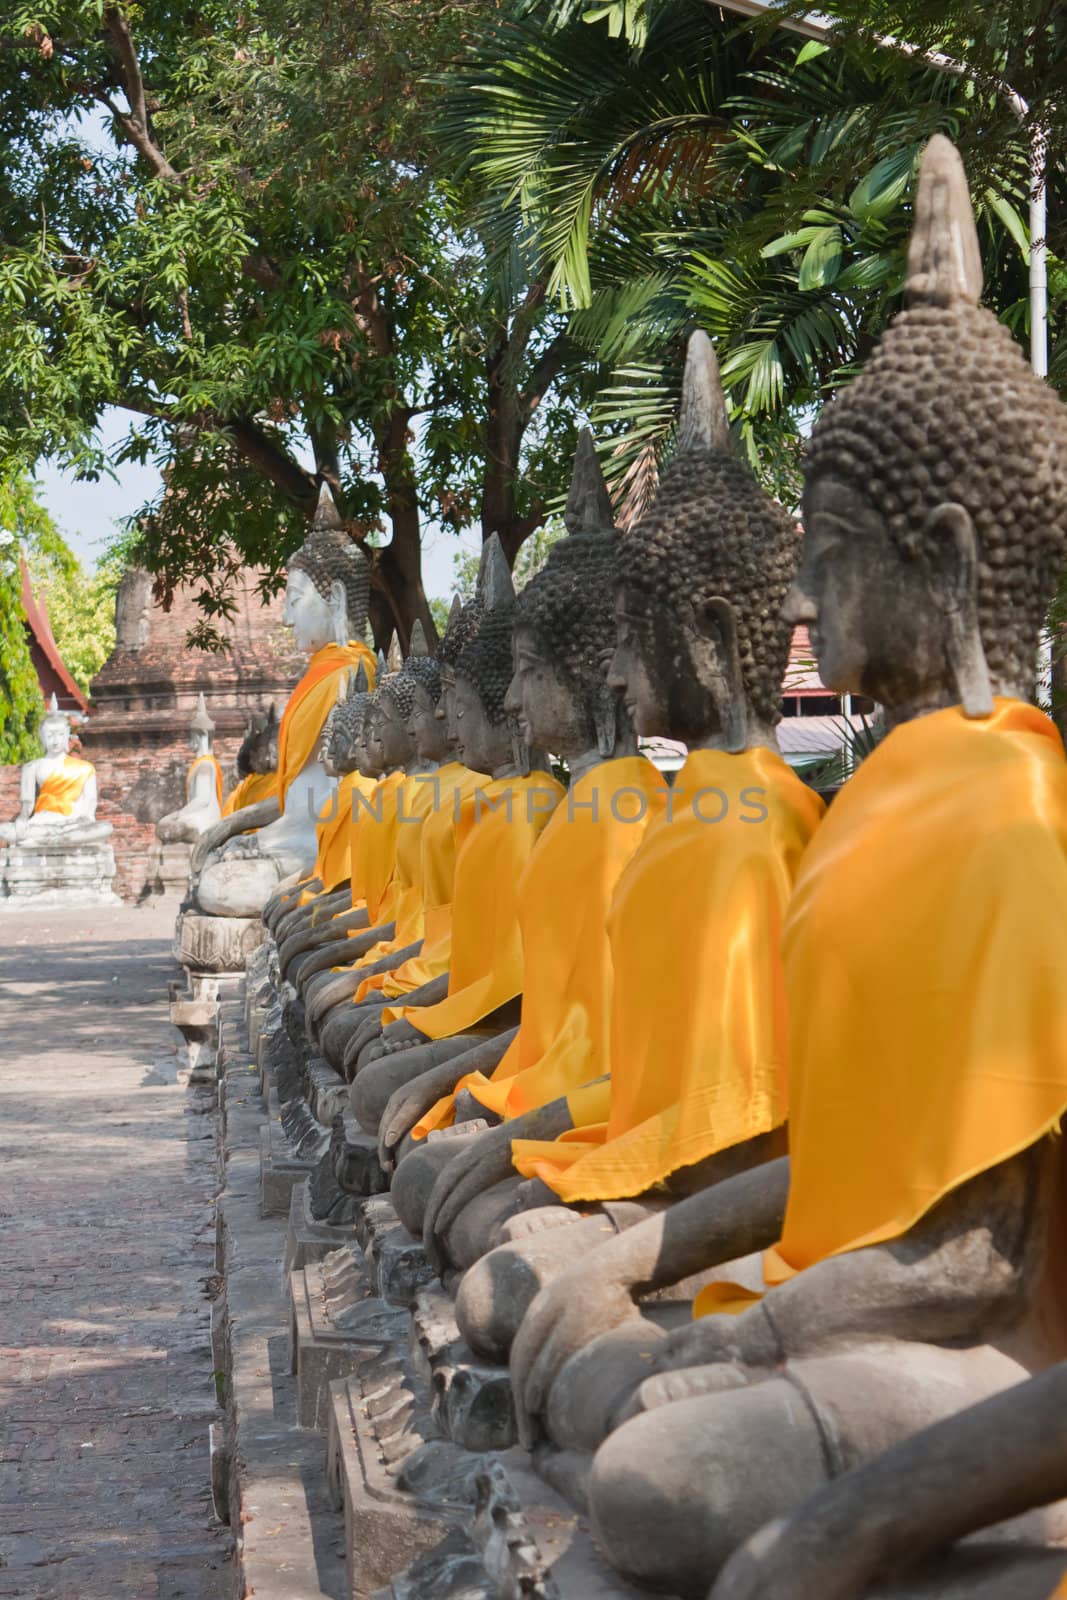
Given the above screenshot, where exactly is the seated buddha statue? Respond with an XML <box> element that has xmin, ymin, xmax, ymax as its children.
<box><xmin>221</xmin><ymin>704</ymin><xmax>279</xmax><ymax>818</ymax></box>
<box><xmin>156</xmin><ymin>694</ymin><xmax>223</xmax><ymax>844</ymax></box>
<box><xmin>193</xmin><ymin>483</ymin><xmax>375</xmax><ymax>919</ymax></box>
<box><xmin>507</xmin><ymin>136</ymin><xmax>1067</xmax><ymax>1597</ymax></box>
<box><xmin>0</xmin><ymin>696</ymin><xmax>111</xmax><ymax>846</ymax></box>
<box><xmin>291</xmin><ymin>659</ymin><xmax>441</xmax><ymax>1008</ymax></box>
<box><xmin>302</xmin><ymin>627</ymin><xmax>456</xmax><ymax>1027</ymax></box>
<box><xmin>339</xmin><ymin>541</ymin><xmax>565</xmax><ymax>1108</ymax></box>
<box><xmin>380</xmin><ymin>430</ymin><xmax>677</xmax><ymax>1258</ymax></box>
<box><xmin>269</xmin><ymin>666</ymin><xmax>383</xmax><ymax>977</ymax></box>
<box><xmin>304</xmin><ymin>592</ymin><xmax>490</xmax><ymax>1075</ymax></box>
<box><xmin>422</xmin><ymin>338</ymin><xmax>821</xmax><ymax>1324</ymax></box>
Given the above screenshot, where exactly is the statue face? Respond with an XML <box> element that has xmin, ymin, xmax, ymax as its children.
<box><xmin>411</xmin><ymin>682</ymin><xmax>449</xmax><ymax>762</ymax></box>
<box><xmin>354</xmin><ymin>718</ymin><xmax>384</xmax><ymax>780</ymax></box>
<box><xmin>283</xmin><ymin>569</ymin><xmax>335</xmax><ymax>653</ymax></box>
<box><xmin>788</xmin><ymin>475</ymin><xmax>950</xmax><ymax>706</ymax></box>
<box><xmin>372</xmin><ymin>696</ymin><xmax>414</xmax><ymax>771</ymax></box>
<box><xmin>505</xmin><ymin>627</ymin><xmax>592</xmax><ymax>758</ymax></box>
<box><xmin>452</xmin><ymin>672</ymin><xmax>509</xmax><ymax>773</ymax></box>
<box><xmin>608</xmin><ymin>597</ymin><xmax>670</xmax><ymax>739</ymax></box>
<box><xmin>188</xmin><ymin>729</ymin><xmax>209</xmax><ymax>756</ymax></box>
<box><xmin>41</xmin><ymin>718</ymin><xmax>71</xmax><ymax>758</ymax></box>
<box><xmin>436</xmin><ymin>668</ymin><xmax>461</xmax><ymax>750</ymax></box>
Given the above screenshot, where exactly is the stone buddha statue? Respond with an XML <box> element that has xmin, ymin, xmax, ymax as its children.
<box><xmin>377</xmin><ymin>429</ymin><xmax>677</xmax><ymax>1256</ymax></box>
<box><xmin>193</xmin><ymin>484</ymin><xmax>375</xmax><ymax>919</ymax></box>
<box><xmin>511</xmin><ymin>136</ymin><xmax>1067</xmax><ymax>1597</ymax></box>
<box><xmin>296</xmin><ymin>590</ymin><xmax>490</xmax><ymax>1076</ymax></box>
<box><xmin>0</xmin><ymin>696</ymin><xmax>111</xmax><ymax>846</ymax></box>
<box><xmin>156</xmin><ymin>693</ymin><xmax>223</xmax><ymax>844</ymax></box>
<box><xmin>422</xmin><ymin>339</ymin><xmax>819</xmax><ymax>1338</ymax></box>
<box><xmin>221</xmin><ymin>704</ymin><xmax>279</xmax><ymax>817</ymax></box>
<box><xmin>337</xmin><ymin>540</ymin><xmax>565</xmax><ymax>1102</ymax></box>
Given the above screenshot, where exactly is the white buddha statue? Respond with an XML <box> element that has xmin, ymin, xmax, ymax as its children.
<box><xmin>0</xmin><ymin>696</ymin><xmax>111</xmax><ymax>846</ymax></box>
<box><xmin>157</xmin><ymin>693</ymin><xmax>224</xmax><ymax>843</ymax></box>
<box><xmin>192</xmin><ymin>485</ymin><xmax>375</xmax><ymax>918</ymax></box>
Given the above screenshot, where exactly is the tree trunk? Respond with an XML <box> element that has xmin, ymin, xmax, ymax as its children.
<box><xmin>373</xmin><ymin>409</ymin><xmax>436</xmax><ymax>650</ymax></box>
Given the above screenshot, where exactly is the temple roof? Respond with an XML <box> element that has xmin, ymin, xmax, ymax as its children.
<box><xmin>20</xmin><ymin>559</ymin><xmax>87</xmax><ymax>714</ymax></box>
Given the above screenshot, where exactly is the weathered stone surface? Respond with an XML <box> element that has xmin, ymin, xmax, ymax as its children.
<box><xmin>176</xmin><ymin>909</ymin><xmax>266</xmax><ymax>974</ymax></box>
<box><xmin>412</xmin><ymin>1290</ymin><xmax>518</xmax><ymax>1454</ymax></box>
<box><xmin>0</xmin><ymin>839</ymin><xmax>120</xmax><ymax>907</ymax></box>
<box><xmin>284</xmin><ymin>1179</ymin><xmax>357</xmax><ymax>1278</ymax></box>
<box><xmin>260</xmin><ymin>1115</ymin><xmax>320</xmax><ymax>1217</ymax></box>
<box><xmin>325</xmin><ymin>1350</ymin><xmax>483</xmax><ymax>1599</ymax></box>
<box><xmin>290</xmin><ymin>1253</ymin><xmax>409</xmax><ymax>1431</ymax></box>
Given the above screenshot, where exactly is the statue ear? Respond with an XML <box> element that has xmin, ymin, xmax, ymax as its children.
<box><xmin>328</xmin><ymin>578</ymin><xmax>349</xmax><ymax>645</ymax></box>
<box><xmin>593</xmin><ymin>686</ymin><xmax>619</xmax><ymax>758</ymax></box>
<box><xmin>922</xmin><ymin>503</ymin><xmax>993</xmax><ymax>718</ymax></box>
<box><xmin>692</xmin><ymin>595</ymin><xmax>748</xmax><ymax>752</ymax></box>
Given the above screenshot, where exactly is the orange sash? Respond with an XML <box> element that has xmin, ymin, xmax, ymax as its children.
<box><xmin>359</xmin><ymin>763</ymin><xmax>486</xmax><ymax>1002</ymax></box>
<box><xmin>383</xmin><ymin>771</ymin><xmax>565</xmax><ymax>1041</ymax></box>
<box><xmin>221</xmin><ymin>770</ymin><xmax>279</xmax><ymax>816</ymax></box>
<box><xmin>276</xmin><ymin>641</ymin><xmax>376</xmax><ymax>809</ymax></box>
<box><xmin>513</xmin><ymin>748</ymin><xmax>824</xmax><ymax>1201</ymax></box>
<box><xmin>187</xmin><ymin>753</ymin><xmax>223</xmax><ymax>808</ymax></box>
<box><xmin>417</xmin><ymin>759</ymin><xmax>667</xmax><ymax>1136</ymax></box>
<box><xmin>33</xmin><ymin>755</ymin><xmax>94</xmax><ymax>817</ymax></box>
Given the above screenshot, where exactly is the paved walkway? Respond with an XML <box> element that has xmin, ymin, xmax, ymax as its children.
<box><xmin>0</xmin><ymin>903</ymin><xmax>230</xmax><ymax>1599</ymax></box>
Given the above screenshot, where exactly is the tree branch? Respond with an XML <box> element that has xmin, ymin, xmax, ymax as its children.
<box><xmin>520</xmin><ymin>331</ymin><xmax>571</xmax><ymax>419</ymax></box>
<box><xmin>99</xmin><ymin>10</ymin><xmax>182</xmax><ymax>183</ymax></box>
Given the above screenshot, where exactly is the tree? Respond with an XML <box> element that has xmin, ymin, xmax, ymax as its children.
<box><xmin>0</xmin><ymin>1</ymin><xmax>584</xmax><ymax>646</ymax></box>
<box><xmin>440</xmin><ymin>0</ymin><xmax>1063</xmax><ymax>505</ymax></box>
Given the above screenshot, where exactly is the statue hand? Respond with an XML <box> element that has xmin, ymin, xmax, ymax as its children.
<box><xmin>379</xmin><ymin>1076</ymin><xmax>446</xmax><ymax>1173</ymax></box>
<box><xmin>510</xmin><ymin>1241</ymin><xmax>642</xmax><ymax>1448</ymax></box>
<box><xmin>382</xmin><ymin>1019</ymin><xmax>430</xmax><ymax>1053</ymax></box>
<box><xmin>422</xmin><ymin>1124</ymin><xmax>516</xmax><ymax>1273</ymax></box>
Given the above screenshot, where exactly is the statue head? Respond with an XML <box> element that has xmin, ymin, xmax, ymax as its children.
<box><xmin>434</xmin><ymin>562</ymin><xmax>490</xmax><ymax>756</ymax></box>
<box><xmin>284</xmin><ymin>484</ymin><xmax>371</xmax><ymax>653</ymax></box>
<box><xmin>791</xmin><ymin>135</ymin><xmax>1067</xmax><ymax>719</ymax></box>
<box><xmin>188</xmin><ymin>691</ymin><xmax>215</xmax><ymax>756</ymax></box>
<box><xmin>369</xmin><ymin>671</ymin><xmax>419</xmax><ymax>772</ymax></box>
<box><xmin>39</xmin><ymin>694</ymin><xmax>71</xmax><ymax>759</ymax></box>
<box><xmin>236</xmin><ymin>704</ymin><xmax>279</xmax><ymax>777</ymax></box>
<box><xmin>323</xmin><ymin>665</ymin><xmax>373</xmax><ymax>777</ymax></box>
<box><xmin>505</xmin><ymin>432</ymin><xmax>635</xmax><ymax>769</ymax></box>
<box><xmin>401</xmin><ymin>620</ymin><xmax>448</xmax><ymax>762</ymax></box>
<box><xmin>610</xmin><ymin>331</ymin><xmax>799</xmax><ymax>751</ymax></box>
<box><xmin>454</xmin><ymin>536</ymin><xmax>523</xmax><ymax>774</ymax></box>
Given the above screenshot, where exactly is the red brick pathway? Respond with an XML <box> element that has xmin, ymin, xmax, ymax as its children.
<box><xmin>0</xmin><ymin>904</ymin><xmax>230</xmax><ymax>1598</ymax></box>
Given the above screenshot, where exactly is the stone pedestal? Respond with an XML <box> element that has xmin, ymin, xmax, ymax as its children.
<box><xmin>150</xmin><ymin>839</ymin><xmax>194</xmax><ymax>895</ymax></box>
<box><xmin>175</xmin><ymin>909</ymin><xmax>266</xmax><ymax>974</ymax></box>
<box><xmin>0</xmin><ymin>839</ymin><xmax>120</xmax><ymax>907</ymax></box>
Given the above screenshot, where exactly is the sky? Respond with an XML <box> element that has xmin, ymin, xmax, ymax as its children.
<box><xmin>32</xmin><ymin>406</ymin><xmax>483</xmax><ymax>602</ymax></box>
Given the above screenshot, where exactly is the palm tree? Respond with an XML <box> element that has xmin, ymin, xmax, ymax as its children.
<box><xmin>437</xmin><ymin>0</ymin><xmax>1048</xmax><ymax>513</ymax></box>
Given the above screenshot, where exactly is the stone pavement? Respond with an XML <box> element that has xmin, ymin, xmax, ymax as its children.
<box><xmin>0</xmin><ymin>902</ymin><xmax>231</xmax><ymax>1599</ymax></box>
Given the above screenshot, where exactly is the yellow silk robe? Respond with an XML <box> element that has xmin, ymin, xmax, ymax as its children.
<box><xmin>33</xmin><ymin>754</ymin><xmax>94</xmax><ymax>816</ymax></box>
<box><xmin>342</xmin><ymin>771</ymin><xmax>446</xmax><ymax>971</ymax></box>
<box><xmin>313</xmin><ymin>770</ymin><xmax>380</xmax><ymax>894</ymax></box>
<box><xmin>695</xmin><ymin>700</ymin><xmax>1067</xmax><ymax>1318</ymax></box>
<box><xmin>365</xmin><ymin>763</ymin><xmax>487</xmax><ymax>1002</ymax></box>
<box><xmin>512</xmin><ymin>747</ymin><xmax>824</xmax><ymax>1202</ymax></box>
<box><xmin>276</xmin><ymin>641</ymin><xmax>376</xmax><ymax>808</ymax></box>
<box><xmin>415</xmin><ymin>758</ymin><xmax>667</xmax><ymax>1137</ymax></box>
<box><xmin>382</xmin><ymin>771</ymin><xmax>565</xmax><ymax>1040</ymax></box>
<box><xmin>221</xmin><ymin>770</ymin><xmax>279</xmax><ymax>816</ymax></box>
<box><xmin>187</xmin><ymin>752</ymin><xmax>224</xmax><ymax>808</ymax></box>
